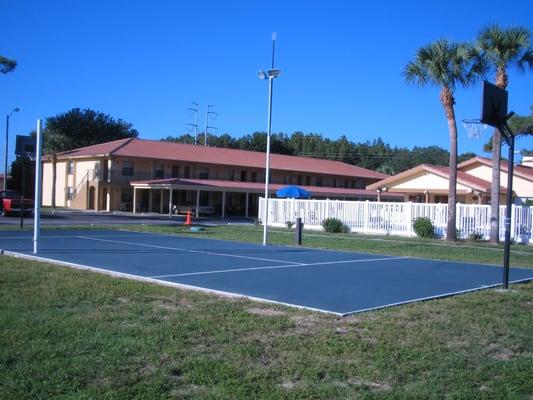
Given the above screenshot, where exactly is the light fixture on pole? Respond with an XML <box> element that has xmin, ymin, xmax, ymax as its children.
<box><xmin>258</xmin><ymin>32</ymin><xmax>281</xmax><ymax>246</ymax></box>
<box><xmin>4</xmin><ymin>107</ymin><xmax>20</xmax><ymax>190</ymax></box>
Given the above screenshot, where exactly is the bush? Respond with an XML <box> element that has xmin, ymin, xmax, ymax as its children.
<box><xmin>413</xmin><ymin>217</ymin><xmax>434</xmax><ymax>239</ymax></box>
<box><xmin>322</xmin><ymin>218</ymin><xmax>350</xmax><ymax>233</ymax></box>
<box><xmin>468</xmin><ymin>231</ymin><xmax>484</xmax><ymax>242</ymax></box>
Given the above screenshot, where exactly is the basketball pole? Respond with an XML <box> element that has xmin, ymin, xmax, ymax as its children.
<box><xmin>33</xmin><ymin>119</ymin><xmax>43</xmax><ymax>254</ymax></box>
<box><xmin>499</xmin><ymin>115</ymin><xmax>515</xmax><ymax>289</ymax></box>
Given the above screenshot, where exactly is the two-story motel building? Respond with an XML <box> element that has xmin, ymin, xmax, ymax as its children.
<box><xmin>42</xmin><ymin>138</ymin><xmax>402</xmax><ymax>217</ymax></box>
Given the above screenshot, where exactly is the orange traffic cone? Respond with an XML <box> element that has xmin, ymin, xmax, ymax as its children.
<box><xmin>185</xmin><ymin>210</ymin><xmax>192</xmax><ymax>226</ymax></box>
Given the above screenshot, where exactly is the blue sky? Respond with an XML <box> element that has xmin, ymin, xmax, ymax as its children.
<box><xmin>2</xmin><ymin>0</ymin><xmax>533</xmax><ymax>167</ymax></box>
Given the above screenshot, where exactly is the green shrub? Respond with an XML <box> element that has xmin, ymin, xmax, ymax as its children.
<box><xmin>322</xmin><ymin>218</ymin><xmax>350</xmax><ymax>233</ymax></box>
<box><xmin>468</xmin><ymin>231</ymin><xmax>484</xmax><ymax>242</ymax></box>
<box><xmin>412</xmin><ymin>217</ymin><xmax>434</xmax><ymax>239</ymax></box>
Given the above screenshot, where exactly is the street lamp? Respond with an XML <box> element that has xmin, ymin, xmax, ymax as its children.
<box><xmin>4</xmin><ymin>107</ymin><xmax>20</xmax><ymax>190</ymax></box>
<box><xmin>258</xmin><ymin>32</ymin><xmax>281</xmax><ymax>246</ymax></box>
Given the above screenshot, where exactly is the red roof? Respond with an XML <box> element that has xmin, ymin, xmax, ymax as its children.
<box><xmin>53</xmin><ymin>138</ymin><xmax>386</xmax><ymax>180</ymax></box>
<box><xmin>131</xmin><ymin>177</ymin><xmax>404</xmax><ymax>198</ymax></box>
<box><xmin>458</xmin><ymin>156</ymin><xmax>533</xmax><ymax>181</ymax></box>
<box><xmin>367</xmin><ymin>163</ymin><xmax>503</xmax><ymax>193</ymax></box>
<box><xmin>427</xmin><ymin>165</ymin><xmax>496</xmax><ymax>191</ymax></box>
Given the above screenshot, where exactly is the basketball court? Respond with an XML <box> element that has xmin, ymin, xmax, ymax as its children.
<box><xmin>1</xmin><ymin>229</ymin><xmax>531</xmax><ymax>316</ymax></box>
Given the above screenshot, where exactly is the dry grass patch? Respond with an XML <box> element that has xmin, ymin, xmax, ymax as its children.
<box><xmin>246</xmin><ymin>307</ymin><xmax>287</xmax><ymax>316</ymax></box>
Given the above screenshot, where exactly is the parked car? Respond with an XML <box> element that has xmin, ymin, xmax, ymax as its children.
<box><xmin>171</xmin><ymin>204</ymin><xmax>216</xmax><ymax>216</ymax></box>
<box><xmin>0</xmin><ymin>190</ymin><xmax>33</xmax><ymax>216</ymax></box>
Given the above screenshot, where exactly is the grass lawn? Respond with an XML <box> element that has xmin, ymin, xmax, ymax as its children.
<box><xmin>1</xmin><ymin>256</ymin><xmax>532</xmax><ymax>399</ymax></box>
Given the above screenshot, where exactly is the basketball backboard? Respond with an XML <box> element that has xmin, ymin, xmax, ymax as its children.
<box><xmin>15</xmin><ymin>135</ymin><xmax>36</xmax><ymax>158</ymax></box>
<box><xmin>481</xmin><ymin>80</ymin><xmax>508</xmax><ymax>127</ymax></box>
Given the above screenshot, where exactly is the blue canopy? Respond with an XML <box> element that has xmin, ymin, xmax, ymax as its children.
<box><xmin>276</xmin><ymin>185</ymin><xmax>311</xmax><ymax>199</ymax></box>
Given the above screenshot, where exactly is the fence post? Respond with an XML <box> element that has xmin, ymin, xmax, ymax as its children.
<box><xmin>325</xmin><ymin>198</ymin><xmax>330</xmax><ymax>220</ymax></box>
<box><xmin>364</xmin><ymin>200</ymin><xmax>369</xmax><ymax>234</ymax></box>
<box><xmin>510</xmin><ymin>204</ymin><xmax>516</xmax><ymax>241</ymax></box>
<box><xmin>406</xmin><ymin>201</ymin><xmax>413</xmax><ymax>236</ymax></box>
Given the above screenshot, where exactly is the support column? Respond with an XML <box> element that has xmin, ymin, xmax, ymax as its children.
<box><xmin>133</xmin><ymin>187</ymin><xmax>137</xmax><ymax>214</ymax></box>
<box><xmin>168</xmin><ymin>188</ymin><xmax>173</xmax><ymax>217</ymax></box>
<box><xmin>159</xmin><ymin>189</ymin><xmax>164</xmax><ymax>214</ymax></box>
<box><xmin>196</xmin><ymin>190</ymin><xmax>200</xmax><ymax>218</ymax></box>
<box><xmin>106</xmin><ymin>188</ymin><xmax>111</xmax><ymax>212</ymax></box>
<box><xmin>221</xmin><ymin>191</ymin><xmax>226</xmax><ymax>218</ymax></box>
<box><xmin>245</xmin><ymin>192</ymin><xmax>249</xmax><ymax>218</ymax></box>
<box><xmin>148</xmin><ymin>190</ymin><xmax>153</xmax><ymax>213</ymax></box>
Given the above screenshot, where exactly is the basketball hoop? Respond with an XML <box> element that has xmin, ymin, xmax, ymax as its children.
<box><xmin>462</xmin><ymin>119</ymin><xmax>487</xmax><ymax>139</ymax></box>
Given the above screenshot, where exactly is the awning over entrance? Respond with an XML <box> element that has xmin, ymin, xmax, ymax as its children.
<box><xmin>129</xmin><ymin>177</ymin><xmax>404</xmax><ymax>218</ymax></box>
<box><xmin>131</xmin><ymin>177</ymin><xmax>404</xmax><ymax>198</ymax></box>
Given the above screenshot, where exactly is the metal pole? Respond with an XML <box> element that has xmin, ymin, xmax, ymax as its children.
<box><xmin>195</xmin><ymin>103</ymin><xmax>199</xmax><ymax>146</ymax></box>
<box><xmin>502</xmin><ymin>125</ymin><xmax>515</xmax><ymax>289</ymax></box>
<box><xmin>4</xmin><ymin>114</ymin><xmax>9</xmax><ymax>191</ymax></box>
<box><xmin>33</xmin><ymin>119</ymin><xmax>43</xmax><ymax>254</ymax></box>
<box><xmin>262</xmin><ymin>77</ymin><xmax>274</xmax><ymax>245</ymax></box>
<box><xmin>20</xmin><ymin>162</ymin><xmax>26</xmax><ymax>229</ymax></box>
<box><xmin>204</xmin><ymin>105</ymin><xmax>208</xmax><ymax>147</ymax></box>
<box><xmin>262</xmin><ymin>34</ymin><xmax>276</xmax><ymax>246</ymax></box>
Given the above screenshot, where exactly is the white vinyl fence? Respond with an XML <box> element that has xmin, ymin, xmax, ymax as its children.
<box><xmin>258</xmin><ymin>198</ymin><xmax>533</xmax><ymax>243</ymax></box>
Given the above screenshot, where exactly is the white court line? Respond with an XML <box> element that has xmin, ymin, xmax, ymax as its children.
<box><xmin>339</xmin><ymin>277</ymin><xmax>533</xmax><ymax>316</ymax></box>
<box><xmin>0</xmin><ymin>233</ymin><xmax>168</xmax><ymax>240</ymax></box>
<box><xmin>77</xmin><ymin>235</ymin><xmax>306</xmax><ymax>265</ymax></box>
<box><xmin>149</xmin><ymin>256</ymin><xmax>409</xmax><ymax>278</ymax></box>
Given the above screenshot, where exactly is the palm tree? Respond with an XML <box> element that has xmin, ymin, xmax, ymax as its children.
<box><xmin>477</xmin><ymin>25</ymin><xmax>533</xmax><ymax>244</ymax></box>
<box><xmin>404</xmin><ymin>39</ymin><xmax>483</xmax><ymax>241</ymax></box>
<box><xmin>0</xmin><ymin>55</ymin><xmax>17</xmax><ymax>74</ymax></box>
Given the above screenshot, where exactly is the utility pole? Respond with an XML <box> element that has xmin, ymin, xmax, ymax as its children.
<box><xmin>186</xmin><ymin>102</ymin><xmax>199</xmax><ymax>145</ymax></box>
<box><xmin>204</xmin><ymin>104</ymin><xmax>217</xmax><ymax>147</ymax></box>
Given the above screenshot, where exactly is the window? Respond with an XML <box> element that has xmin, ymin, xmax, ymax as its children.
<box><xmin>122</xmin><ymin>161</ymin><xmax>134</xmax><ymax>176</ymax></box>
<box><xmin>333</xmin><ymin>178</ymin><xmax>337</xmax><ymax>187</ymax></box>
<box><xmin>297</xmin><ymin>175</ymin><xmax>302</xmax><ymax>185</ymax></box>
<box><xmin>172</xmin><ymin>165</ymin><xmax>179</xmax><ymax>178</ymax></box>
<box><xmin>355</xmin><ymin>179</ymin><xmax>366</xmax><ymax>189</ymax></box>
<box><xmin>315</xmin><ymin>177</ymin><xmax>322</xmax><ymax>187</ymax></box>
<box><xmin>68</xmin><ymin>160</ymin><xmax>74</xmax><ymax>175</ymax></box>
<box><xmin>240</xmin><ymin>171</ymin><xmax>247</xmax><ymax>182</ymax></box>
<box><xmin>305</xmin><ymin>176</ymin><xmax>311</xmax><ymax>186</ymax></box>
<box><xmin>198</xmin><ymin>167</ymin><xmax>209</xmax><ymax>179</ymax></box>
<box><xmin>154</xmin><ymin>163</ymin><xmax>164</xmax><ymax>178</ymax></box>
<box><xmin>251</xmin><ymin>171</ymin><xmax>257</xmax><ymax>182</ymax></box>
<box><xmin>184</xmin><ymin>166</ymin><xmax>191</xmax><ymax>178</ymax></box>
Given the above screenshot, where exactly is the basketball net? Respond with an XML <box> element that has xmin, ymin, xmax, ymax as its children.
<box><xmin>462</xmin><ymin>119</ymin><xmax>487</xmax><ymax>139</ymax></box>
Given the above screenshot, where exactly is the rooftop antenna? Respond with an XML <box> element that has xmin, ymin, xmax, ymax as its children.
<box><xmin>204</xmin><ymin>104</ymin><xmax>218</xmax><ymax>146</ymax></box>
<box><xmin>186</xmin><ymin>102</ymin><xmax>199</xmax><ymax>145</ymax></box>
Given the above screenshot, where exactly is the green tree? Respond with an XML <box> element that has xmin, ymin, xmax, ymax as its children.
<box><xmin>44</xmin><ymin>108</ymin><xmax>138</xmax><ymax>208</ymax></box>
<box><xmin>483</xmin><ymin>106</ymin><xmax>533</xmax><ymax>152</ymax></box>
<box><xmin>405</xmin><ymin>39</ymin><xmax>483</xmax><ymax>241</ymax></box>
<box><xmin>0</xmin><ymin>55</ymin><xmax>17</xmax><ymax>74</ymax></box>
<box><xmin>477</xmin><ymin>24</ymin><xmax>533</xmax><ymax>244</ymax></box>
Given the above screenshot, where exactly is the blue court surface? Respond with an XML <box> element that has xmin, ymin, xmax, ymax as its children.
<box><xmin>0</xmin><ymin>229</ymin><xmax>531</xmax><ymax>316</ymax></box>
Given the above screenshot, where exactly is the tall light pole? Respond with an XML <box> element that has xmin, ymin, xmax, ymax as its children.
<box><xmin>258</xmin><ymin>32</ymin><xmax>281</xmax><ymax>246</ymax></box>
<box><xmin>4</xmin><ymin>107</ymin><xmax>20</xmax><ymax>190</ymax></box>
